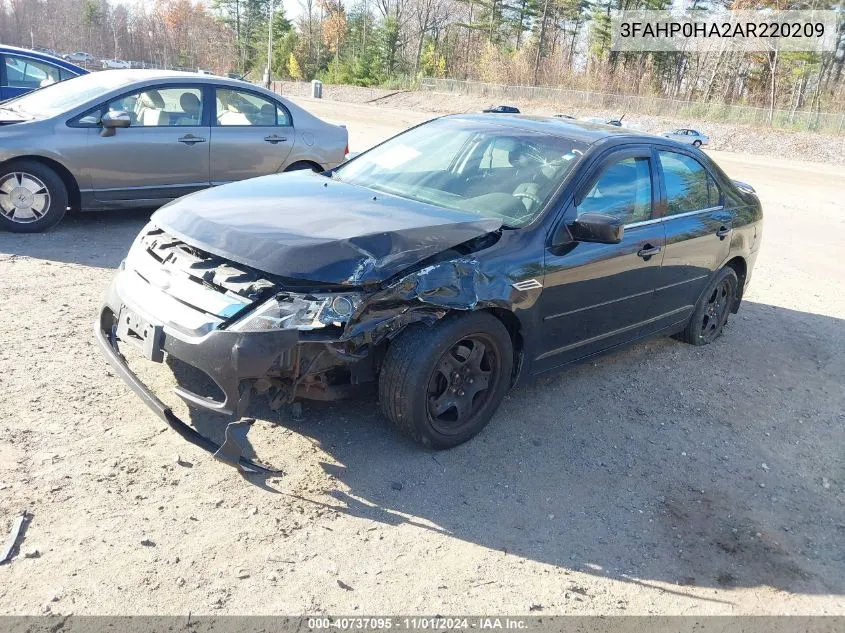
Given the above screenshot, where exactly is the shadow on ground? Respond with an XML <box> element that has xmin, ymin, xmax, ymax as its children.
<box><xmin>175</xmin><ymin>300</ymin><xmax>845</xmax><ymax>597</ymax></box>
<box><xmin>0</xmin><ymin>210</ymin><xmax>151</xmax><ymax>268</ymax></box>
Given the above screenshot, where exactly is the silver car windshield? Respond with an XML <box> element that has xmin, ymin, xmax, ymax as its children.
<box><xmin>2</xmin><ymin>72</ymin><xmax>133</xmax><ymax>119</ymax></box>
<box><xmin>334</xmin><ymin>118</ymin><xmax>587</xmax><ymax>228</ymax></box>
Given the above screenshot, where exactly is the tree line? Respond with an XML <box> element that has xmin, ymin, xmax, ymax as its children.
<box><xmin>1</xmin><ymin>0</ymin><xmax>842</xmax><ymax>114</ymax></box>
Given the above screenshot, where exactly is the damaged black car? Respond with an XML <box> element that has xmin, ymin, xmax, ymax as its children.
<box><xmin>96</xmin><ymin>115</ymin><xmax>762</xmax><ymax>465</ymax></box>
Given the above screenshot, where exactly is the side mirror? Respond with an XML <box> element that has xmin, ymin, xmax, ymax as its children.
<box><xmin>567</xmin><ymin>212</ymin><xmax>624</xmax><ymax>244</ymax></box>
<box><xmin>100</xmin><ymin>110</ymin><xmax>130</xmax><ymax>137</ymax></box>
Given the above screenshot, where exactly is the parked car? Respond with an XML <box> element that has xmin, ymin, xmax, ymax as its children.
<box><xmin>0</xmin><ymin>45</ymin><xmax>87</xmax><ymax>101</ymax></box>
<box><xmin>663</xmin><ymin>128</ymin><xmax>710</xmax><ymax>147</ymax></box>
<box><xmin>101</xmin><ymin>59</ymin><xmax>131</xmax><ymax>70</ymax></box>
<box><xmin>482</xmin><ymin>105</ymin><xmax>520</xmax><ymax>113</ymax></box>
<box><xmin>96</xmin><ymin>115</ymin><xmax>762</xmax><ymax>467</ymax></box>
<box><xmin>0</xmin><ymin>70</ymin><xmax>349</xmax><ymax>232</ymax></box>
<box><xmin>63</xmin><ymin>52</ymin><xmax>95</xmax><ymax>64</ymax></box>
<box><xmin>553</xmin><ymin>113</ymin><xmax>576</xmax><ymax>119</ymax></box>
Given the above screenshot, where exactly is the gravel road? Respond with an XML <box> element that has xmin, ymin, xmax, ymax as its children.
<box><xmin>0</xmin><ymin>98</ymin><xmax>843</xmax><ymax>616</ymax></box>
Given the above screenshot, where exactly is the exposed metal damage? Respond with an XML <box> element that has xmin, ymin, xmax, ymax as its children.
<box><xmin>96</xmin><ymin>219</ymin><xmax>524</xmax><ymax>473</ymax></box>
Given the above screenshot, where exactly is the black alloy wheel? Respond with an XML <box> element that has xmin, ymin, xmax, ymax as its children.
<box><xmin>699</xmin><ymin>276</ymin><xmax>734</xmax><ymax>344</ymax></box>
<box><xmin>676</xmin><ymin>266</ymin><xmax>738</xmax><ymax>346</ymax></box>
<box><xmin>379</xmin><ymin>312</ymin><xmax>514</xmax><ymax>448</ymax></box>
<box><xmin>426</xmin><ymin>333</ymin><xmax>501</xmax><ymax>436</ymax></box>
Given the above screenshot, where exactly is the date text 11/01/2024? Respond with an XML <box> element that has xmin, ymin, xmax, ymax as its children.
<box><xmin>307</xmin><ymin>618</ymin><xmax>529</xmax><ymax>630</ymax></box>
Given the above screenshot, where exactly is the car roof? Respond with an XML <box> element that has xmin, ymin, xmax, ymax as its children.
<box><xmin>87</xmin><ymin>69</ymin><xmax>252</xmax><ymax>85</ymax></box>
<box><xmin>0</xmin><ymin>45</ymin><xmax>88</xmax><ymax>74</ymax></box>
<box><xmin>445</xmin><ymin>113</ymin><xmax>656</xmax><ymax>145</ymax></box>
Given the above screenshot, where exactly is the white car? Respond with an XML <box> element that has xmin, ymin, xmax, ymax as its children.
<box><xmin>662</xmin><ymin>128</ymin><xmax>710</xmax><ymax>147</ymax></box>
<box><xmin>101</xmin><ymin>59</ymin><xmax>130</xmax><ymax>70</ymax></box>
<box><xmin>63</xmin><ymin>52</ymin><xmax>95</xmax><ymax>64</ymax></box>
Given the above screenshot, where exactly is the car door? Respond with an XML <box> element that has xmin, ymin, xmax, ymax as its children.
<box><xmin>647</xmin><ymin>148</ymin><xmax>732</xmax><ymax>327</ymax></box>
<box><xmin>81</xmin><ymin>84</ymin><xmax>211</xmax><ymax>203</ymax></box>
<box><xmin>533</xmin><ymin>148</ymin><xmax>666</xmax><ymax>372</ymax></box>
<box><xmin>209</xmin><ymin>86</ymin><xmax>294</xmax><ymax>184</ymax></box>
<box><xmin>1</xmin><ymin>53</ymin><xmax>67</xmax><ymax>100</ymax></box>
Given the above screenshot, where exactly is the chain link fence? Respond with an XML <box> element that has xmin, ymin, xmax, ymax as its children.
<box><xmin>420</xmin><ymin>78</ymin><xmax>845</xmax><ymax>135</ymax></box>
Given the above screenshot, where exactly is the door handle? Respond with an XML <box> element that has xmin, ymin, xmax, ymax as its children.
<box><xmin>716</xmin><ymin>226</ymin><xmax>731</xmax><ymax>240</ymax></box>
<box><xmin>637</xmin><ymin>244</ymin><xmax>662</xmax><ymax>260</ymax></box>
<box><xmin>264</xmin><ymin>135</ymin><xmax>287</xmax><ymax>144</ymax></box>
<box><xmin>178</xmin><ymin>135</ymin><xmax>206</xmax><ymax>145</ymax></box>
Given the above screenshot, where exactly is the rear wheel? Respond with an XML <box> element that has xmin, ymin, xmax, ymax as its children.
<box><xmin>379</xmin><ymin>312</ymin><xmax>513</xmax><ymax>448</ymax></box>
<box><xmin>284</xmin><ymin>161</ymin><xmax>322</xmax><ymax>173</ymax></box>
<box><xmin>676</xmin><ymin>267</ymin><xmax>738</xmax><ymax>345</ymax></box>
<box><xmin>0</xmin><ymin>160</ymin><xmax>68</xmax><ymax>233</ymax></box>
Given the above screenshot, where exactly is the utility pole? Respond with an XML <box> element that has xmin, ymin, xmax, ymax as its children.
<box><xmin>265</xmin><ymin>0</ymin><xmax>274</xmax><ymax>89</ymax></box>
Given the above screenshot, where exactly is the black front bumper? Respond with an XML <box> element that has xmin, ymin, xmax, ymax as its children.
<box><xmin>94</xmin><ymin>315</ymin><xmax>283</xmax><ymax>474</ymax></box>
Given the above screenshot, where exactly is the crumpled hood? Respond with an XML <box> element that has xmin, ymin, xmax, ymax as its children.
<box><xmin>152</xmin><ymin>172</ymin><xmax>502</xmax><ymax>286</ymax></box>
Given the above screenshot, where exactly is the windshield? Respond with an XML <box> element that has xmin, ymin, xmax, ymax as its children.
<box><xmin>1</xmin><ymin>72</ymin><xmax>132</xmax><ymax>119</ymax></box>
<box><xmin>334</xmin><ymin>118</ymin><xmax>587</xmax><ymax>228</ymax></box>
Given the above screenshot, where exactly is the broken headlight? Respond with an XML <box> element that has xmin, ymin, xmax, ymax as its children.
<box><xmin>228</xmin><ymin>293</ymin><xmax>362</xmax><ymax>332</ymax></box>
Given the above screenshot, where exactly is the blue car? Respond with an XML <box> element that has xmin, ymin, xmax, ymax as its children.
<box><xmin>0</xmin><ymin>45</ymin><xmax>88</xmax><ymax>101</ymax></box>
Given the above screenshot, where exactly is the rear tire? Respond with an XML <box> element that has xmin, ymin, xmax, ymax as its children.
<box><xmin>676</xmin><ymin>267</ymin><xmax>738</xmax><ymax>346</ymax></box>
<box><xmin>284</xmin><ymin>161</ymin><xmax>322</xmax><ymax>173</ymax></box>
<box><xmin>379</xmin><ymin>312</ymin><xmax>513</xmax><ymax>448</ymax></box>
<box><xmin>0</xmin><ymin>160</ymin><xmax>68</xmax><ymax>233</ymax></box>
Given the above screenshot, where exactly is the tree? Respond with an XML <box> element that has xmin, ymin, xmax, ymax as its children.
<box><xmin>287</xmin><ymin>51</ymin><xmax>304</xmax><ymax>79</ymax></box>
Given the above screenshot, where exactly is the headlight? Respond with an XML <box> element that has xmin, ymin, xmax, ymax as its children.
<box><xmin>228</xmin><ymin>292</ymin><xmax>362</xmax><ymax>332</ymax></box>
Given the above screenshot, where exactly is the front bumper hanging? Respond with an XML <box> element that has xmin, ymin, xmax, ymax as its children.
<box><xmin>94</xmin><ymin>319</ymin><xmax>281</xmax><ymax>475</ymax></box>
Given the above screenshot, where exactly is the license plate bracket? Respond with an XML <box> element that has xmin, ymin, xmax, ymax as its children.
<box><xmin>116</xmin><ymin>307</ymin><xmax>164</xmax><ymax>363</ymax></box>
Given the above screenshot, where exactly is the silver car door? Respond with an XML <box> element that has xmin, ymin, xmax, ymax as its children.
<box><xmin>86</xmin><ymin>84</ymin><xmax>211</xmax><ymax>203</ymax></box>
<box><xmin>209</xmin><ymin>86</ymin><xmax>294</xmax><ymax>185</ymax></box>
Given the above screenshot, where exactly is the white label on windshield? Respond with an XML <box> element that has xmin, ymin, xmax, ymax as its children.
<box><xmin>372</xmin><ymin>145</ymin><xmax>421</xmax><ymax>169</ymax></box>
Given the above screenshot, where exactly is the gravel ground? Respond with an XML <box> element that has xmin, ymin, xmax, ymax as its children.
<box><xmin>0</xmin><ymin>99</ymin><xmax>843</xmax><ymax>616</ymax></box>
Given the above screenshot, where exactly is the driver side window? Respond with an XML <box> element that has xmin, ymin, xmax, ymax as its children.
<box><xmin>577</xmin><ymin>156</ymin><xmax>652</xmax><ymax>224</ymax></box>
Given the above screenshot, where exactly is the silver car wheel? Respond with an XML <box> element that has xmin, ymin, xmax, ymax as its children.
<box><xmin>0</xmin><ymin>172</ymin><xmax>51</xmax><ymax>224</ymax></box>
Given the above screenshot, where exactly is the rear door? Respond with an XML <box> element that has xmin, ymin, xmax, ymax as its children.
<box><xmin>534</xmin><ymin>148</ymin><xmax>666</xmax><ymax>372</ymax></box>
<box><xmin>82</xmin><ymin>84</ymin><xmax>211</xmax><ymax>203</ymax></box>
<box><xmin>209</xmin><ymin>86</ymin><xmax>294</xmax><ymax>184</ymax></box>
<box><xmin>647</xmin><ymin>148</ymin><xmax>732</xmax><ymax>327</ymax></box>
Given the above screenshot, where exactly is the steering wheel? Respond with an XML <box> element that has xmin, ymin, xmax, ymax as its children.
<box><xmin>512</xmin><ymin>183</ymin><xmax>543</xmax><ymax>211</ymax></box>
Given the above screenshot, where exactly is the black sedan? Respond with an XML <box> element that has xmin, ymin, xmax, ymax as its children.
<box><xmin>97</xmin><ymin>115</ymin><xmax>762</xmax><ymax>468</ymax></box>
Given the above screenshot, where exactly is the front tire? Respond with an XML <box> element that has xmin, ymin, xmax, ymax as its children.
<box><xmin>0</xmin><ymin>160</ymin><xmax>68</xmax><ymax>233</ymax></box>
<box><xmin>693</xmin><ymin>140</ymin><xmax>702</xmax><ymax>148</ymax></box>
<box><xmin>379</xmin><ymin>312</ymin><xmax>513</xmax><ymax>448</ymax></box>
<box><xmin>676</xmin><ymin>267</ymin><xmax>738</xmax><ymax>346</ymax></box>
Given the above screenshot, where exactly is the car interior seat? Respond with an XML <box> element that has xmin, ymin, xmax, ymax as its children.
<box><xmin>174</xmin><ymin>92</ymin><xmax>201</xmax><ymax>126</ymax></box>
<box><xmin>135</xmin><ymin>90</ymin><xmax>169</xmax><ymax>126</ymax></box>
<box><xmin>256</xmin><ymin>103</ymin><xmax>276</xmax><ymax>126</ymax></box>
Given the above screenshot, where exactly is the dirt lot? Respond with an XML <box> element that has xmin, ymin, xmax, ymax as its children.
<box><xmin>0</xmin><ymin>98</ymin><xmax>843</xmax><ymax>616</ymax></box>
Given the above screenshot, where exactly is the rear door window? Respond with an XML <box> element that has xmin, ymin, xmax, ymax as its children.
<box><xmin>658</xmin><ymin>151</ymin><xmax>720</xmax><ymax>215</ymax></box>
<box><xmin>214</xmin><ymin>88</ymin><xmax>290</xmax><ymax>127</ymax></box>
<box><xmin>4</xmin><ymin>54</ymin><xmax>63</xmax><ymax>89</ymax></box>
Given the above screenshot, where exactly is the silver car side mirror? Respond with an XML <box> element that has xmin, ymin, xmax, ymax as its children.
<box><xmin>100</xmin><ymin>110</ymin><xmax>131</xmax><ymax>137</ymax></box>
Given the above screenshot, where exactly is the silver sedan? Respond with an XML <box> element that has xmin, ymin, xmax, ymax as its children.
<box><xmin>0</xmin><ymin>70</ymin><xmax>349</xmax><ymax>232</ymax></box>
<box><xmin>661</xmin><ymin>128</ymin><xmax>710</xmax><ymax>147</ymax></box>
